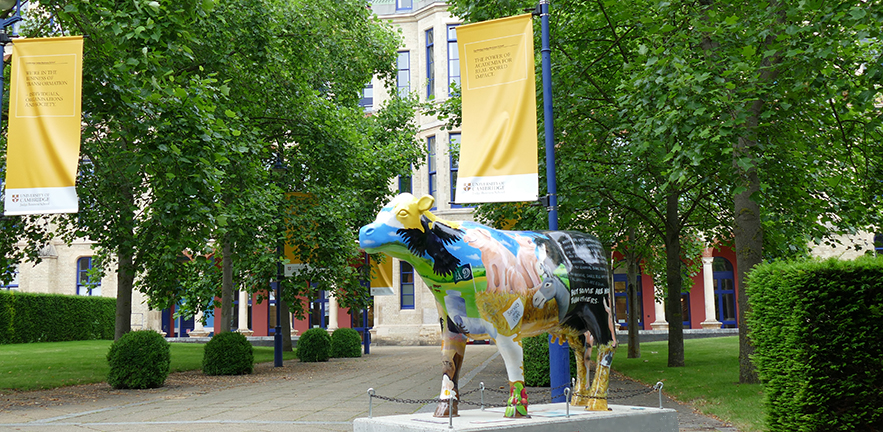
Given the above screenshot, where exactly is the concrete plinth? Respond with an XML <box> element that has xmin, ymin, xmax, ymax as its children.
<box><xmin>354</xmin><ymin>403</ymin><xmax>677</xmax><ymax>432</ymax></box>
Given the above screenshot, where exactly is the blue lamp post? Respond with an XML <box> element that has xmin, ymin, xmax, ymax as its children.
<box><xmin>272</xmin><ymin>150</ymin><xmax>286</xmax><ymax>367</ymax></box>
<box><xmin>532</xmin><ymin>0</ymin><xmax>570</xmax><ymax>402</ymax></box>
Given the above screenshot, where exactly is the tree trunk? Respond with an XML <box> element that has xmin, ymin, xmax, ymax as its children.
<box><xmin>115</xmin><ymin>248</ymin><xmax>135</xmax><ymax>340</ymax></box>
<box><xmin>729</xmin><ymin>2</ymin><xmax>781</xmax><ymax>385</ymax></box>
<box><xmin>665</xmin><ymin>192</ymin><xmax>685</xmax><ymax>367</ymax></box>
<box><xmin>220</xmin><ymin>235</ymin><xmax>234</xmax><ymax>333</ymax></box>
<box><xmin>734</xmin><ymin>134</ymin><xmax>763</xmax><ymax>384</ymax></box>
<box><xmin>114</xmin><ymin>189</ymin><xmax>136</xmax><ymax>341</ymax></box>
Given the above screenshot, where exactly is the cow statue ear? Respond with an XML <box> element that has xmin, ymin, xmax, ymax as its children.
<box><xmin>417</xmin><ymin>195</ymin><xmax>435</xmax><ymax>212</ymax></box>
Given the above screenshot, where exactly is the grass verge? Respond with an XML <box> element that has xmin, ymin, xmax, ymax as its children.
<box><xmin>1</xmin><ymin>339</ymin><xmax>298</xmax><ymax>391</ymax></box>
<box><xmin>612</xmin><ymin>336</ymin><xmax>764</xmax><ymax>432</ymax></box>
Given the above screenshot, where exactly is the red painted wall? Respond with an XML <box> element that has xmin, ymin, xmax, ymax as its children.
<box><xmin>612</xmin><ymin>244</ymin><xmax>739</xmax><ymax>329</ymax></box>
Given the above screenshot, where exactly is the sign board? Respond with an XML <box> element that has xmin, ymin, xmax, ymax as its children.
<box><xmin>284</xmin><ymin>263</ymin><xmax>312</xmax><ymax>277</ymax></box>
<box><xmin>370</xmin><ymin>286</ymin><xmax>395</xmax><ymax>296</ymax></box>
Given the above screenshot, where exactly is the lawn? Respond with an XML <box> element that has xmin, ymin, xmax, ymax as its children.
<box><xmin>612</xmin><ymin>336</ymin><xmax>765</xmax><ymax>432</ymax></box>
<box><xmin>0</xmin><ymin>340</ymin><xmax>297</xmax><ymax>391</ymax></box>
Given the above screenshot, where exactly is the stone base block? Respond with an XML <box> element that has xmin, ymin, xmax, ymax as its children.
<box><xmin>700</xmin><ymin>321</ymin><xmax>722</xmax><ymax>329</ymax></box>
<box><xmin>354</xmin><ymin>403</ymin><xmax>677</xmax><ymax>432</ymax></box>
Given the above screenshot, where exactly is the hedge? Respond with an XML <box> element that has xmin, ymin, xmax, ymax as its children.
<box><xmin>330</xmin><ymin>328</ymin><xmax>362</xmax><ymax>358</ymax></box>
<box><xmin>522</xmin><ymin>333</ymin><xmax>578</xmax><ymax>387</ymax></box>
<box><xmin>0</xmin><ymin>290</ymin><xmax>115</xmax><ymax>344</ymax></box>
<box><xmin>747</xmin><ymin>256</ymin><xmax>883</xmax><ymax>432</ymax></box>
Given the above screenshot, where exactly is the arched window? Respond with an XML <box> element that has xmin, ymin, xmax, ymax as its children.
<box><xmin>713</xmin><ymin>257</ymin><xmax>737</xmax><ymax>328</ymax></box>
<box><xmin>76</xmin><ymin>257</ymin><xmax>101</xmax><ymax>296</ymax></box>
<box><xmin>613</xmin><ymin>260</ymin><xmax>643</xmax><ymax>329</ymax></box>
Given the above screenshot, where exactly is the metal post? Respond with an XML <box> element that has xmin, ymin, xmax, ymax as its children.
<box><xmin>448</xmin><ymin>394</ymin><xmax>454</xmax><ymax>429</ymax></box>
<box><xmin>368</xmin><ymin>388</ymin><xmax>375</xmax><ymax>418</ymax></box>
<box><xmin>480</xmin><ymin>382</ymin><xmax>485</xmax><ymax>411</ymax></box>
<box><xmin>538</xmin><ymin>0</ymin><xmax>570</xmax><ymax>402</ymax></box>
<box><xmin>0</xmin><ymin>0</ymin><xmax>25</xmax><ymax>135</ymax></box>
<box><xmin>564</xmin><ymin>387</ymin><xmax>571</xmax><ymax>418</ymax></box>
<box><xmin>273</xmin><ymin>150</ymin><xmax>285</xmax><ymax>368</ymax></box>
<box><xmin>655</xmin><ymin>381</ymin><xmax>664</xmax><ymax>409</ymax></box>
<box><xmin>363</xmin><ymin>327</ymin><xmax>371</xmax><ymax>355</ymax></box>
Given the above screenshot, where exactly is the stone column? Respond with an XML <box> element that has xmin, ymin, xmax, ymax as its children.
<box><xmin>650</xmin><ymin>297</ymin><xmax>668</xmax><ymax>330</ymax></box>
<box><xmin>236</xmin><ymin>289</ymin><xmax>253</xmax><ymax>336</ymax></box>
<box><xmin>700</xmin><ymin>254</ymin><xmax>723</xmax><ymax>329</ymax></box>
<box><xmin>327</xmin><ymin>293</ymin><xmax>339</xmax><ymax>332</ymax></box>
<box><xmin>189</xmin><ymin>310</ymin><xmax>210</xmax><ymax>337</ymax></box>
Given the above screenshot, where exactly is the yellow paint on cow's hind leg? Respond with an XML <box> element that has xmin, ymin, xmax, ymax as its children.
<box><xmin>569</xmin><ymin>337</ymin><xmax>593</xmax><ymax>407</ymax></box>
<box><xmin>585</xmin><ymin>341</ymin><xmax>616</xmax><ymax>411</ymax></box>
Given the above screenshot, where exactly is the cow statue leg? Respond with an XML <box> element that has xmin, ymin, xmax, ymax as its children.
<box><xmin>565</xmin><ymin>333</ymin><xmax>595</xmax><ymax>408</ymax></box>
<box><xmin>495</xmin><ymin>333</ymin><xmax>529</xmax><ymax>418</ymax></box>
<box><xmin>584</xmin><ymin>341</ymin><xmax>616</xmax><ymax>411</ymax></box>
<box><xmin>434</xmin><ymin>316</ymin><xmax>467</xmax><ymax>417</ymax></box>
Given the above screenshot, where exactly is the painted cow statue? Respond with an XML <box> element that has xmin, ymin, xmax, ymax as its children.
<box><xmin>358</xmin><ymin>193</ymin><xmax>617</xmax><ymax>418</ymax></box>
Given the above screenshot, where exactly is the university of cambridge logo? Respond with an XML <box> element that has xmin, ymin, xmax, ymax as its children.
<box><xmin>11</xmin><ymin>195</ymin><xmax>18</xmax><ymax>203</ymax></box>
<box><xmin>462</xmin><ymin>183</ymin><xmax>472</xmax><ymax>192</ymax></box>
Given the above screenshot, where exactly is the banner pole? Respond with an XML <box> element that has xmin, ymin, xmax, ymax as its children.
<box><xmin>538</xmin><ymin>0</ymin><xmax>571</xmax><ymax>403</ymax></box>
<box><xmin>0</xmin><ymin>0</ymin><xmax>24</xmax><ymax>141</ymax></box>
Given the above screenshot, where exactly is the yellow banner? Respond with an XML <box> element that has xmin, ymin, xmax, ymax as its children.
<box><xmin>369</xmin><ymin>256</ymin><xmax>394</xmax><ymax>296</ymax></box>
<box><xmin>4</xmin><ymin>36</ymin><xmax>83</xmax><ymax>215</ymax></box>
<box><xmin>455</xmin><ymin>14</ymin><xmax>538</xmax><ymax>203</ymax></box>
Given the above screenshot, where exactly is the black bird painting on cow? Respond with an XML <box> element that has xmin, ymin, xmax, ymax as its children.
<box><xmin>398</xmin><ymin>214</ymin><xmax>463</xmax><ymax>277</ymax></box>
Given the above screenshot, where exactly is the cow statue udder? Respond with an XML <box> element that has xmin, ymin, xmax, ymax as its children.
<box><xmin>358</xmin><ymin>193</ymin><xmax>617</xmax><ymax>418</ymax></box>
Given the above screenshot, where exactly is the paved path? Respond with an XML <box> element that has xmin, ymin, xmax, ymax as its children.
<box><xmin>0</xmin><ymin>345</ymin><xmax>738</xmax><ymax>431</ymax></box>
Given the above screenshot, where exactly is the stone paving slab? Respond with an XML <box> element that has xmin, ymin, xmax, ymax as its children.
<box><xmin>0</xmin><ymin>345</ymin><xmax>739</xmax><ymax>431</ymax></box>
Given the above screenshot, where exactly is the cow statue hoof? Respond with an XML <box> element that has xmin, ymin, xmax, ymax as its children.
<box><xmin>433</xmin><ymin>398</ymin><xmax>459</xmax><ymax>417</ymax></box>
<box><xmin>504</xmin><ymin>381</ymin><xmax>530</xmax><ymax>418</ymax></box>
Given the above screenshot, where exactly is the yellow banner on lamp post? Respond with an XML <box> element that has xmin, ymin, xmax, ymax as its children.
<box><xmin>369</xmin><ymin>256</ymin><xmax>394</xmax><ymax>296</ymax></box>
<box><xmin>4</xmin><ymin>36</ymin><xmax>84</xmax><ymax>215</ymax></box>
<box><xmin>455</xmin><ymin>14</ymin><xmax>537</xmax><ymax>204</ymax></box>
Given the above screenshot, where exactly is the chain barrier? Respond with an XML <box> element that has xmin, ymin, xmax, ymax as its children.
<box><xmin>366</xmin><ymin>379</ymin><xmax>667</xmax><ymax>418</ymax></box>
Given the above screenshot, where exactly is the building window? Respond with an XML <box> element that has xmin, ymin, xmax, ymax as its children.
<box><xmin>1</xmin><ymin>265</ymin><xmax>19</xmax><ymax>290</ymax></box>
<box><xmin>447</xmin><ymin>24</ymin><xmax>460</xmax><ymax>94</ymax></box>
<box><xmin>875</xmin><ymin>233</ymin><xmax>883</xmax><ymax>256</ymax></box>
<box><xmin>396</xmin><ymin>0</ymin><xmax>412</xmax><ymax>11</ymax></box>
<box><xmin>400</xmin><ymin>261</ymin><xmax>415</xmax><ymax>309</ymax></box>
<box><xmin>77</xmin><ymin>257</ymin><xmax>101</xmax><ymax>296</ymax></box>
<box><xmin>398</xmin><ymin>172</ymin><xmax>412</xmax><ymax>194</ymax></box>
<box><xmin>359</xmin><ymin>82</ymin><xmax>373</xmax><ymax>111</ymax></box>
<box><xmin>309</xmin><ymin>288</ymin><xmax>328</xmax><ymax>329</ymax></box>
<box><xmin>612</xmin><ymin>260</ymin><xmax>643</xmax><ymax>329</ymax></box>
<box><xmin>448</xmin><ymin>133</ymin><xmax>471</xmax><ymax>208</ymax></box>
<box><xmin>712</xmin><ymin>257</ymin><xmax>737</xmax><ymax>328</ymax></box>
<box><xmin>681</xmin><ymin>291</ymin><xmax>691</xmax><ymax>328</ymax></box>
<box><xmin>426</xmin><ymin>28</ymin><xmax>435</xmax><ymax>99</ymax></box>
<box><xmin>397</xmin><ymin>51</ymin><xmax>410</xmax><ymax>97</ymax></box>
<box><xmin>427</xmin><ymin>136</ymin><xmax>438</xmax><ymax>208</ymax></box>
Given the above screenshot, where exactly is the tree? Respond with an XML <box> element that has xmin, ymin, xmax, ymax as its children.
<box><xmin>27</xmin><ymin>0</ymin><xmax>422</xmax><ymax>339</ymax></box>
<box><xmin>446</xmin><ymin>0</ymin><xmax>882</xmax><ymax>375</ymax></box>
<box><xmin>621</xmin><ymin>0</ymin><xmax>883</xmax><ymax>381</ymax></box>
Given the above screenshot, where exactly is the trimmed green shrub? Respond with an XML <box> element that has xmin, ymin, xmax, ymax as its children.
<box><xmin>296</xmin><ymin>327</ymin><xmax>331</xmax><ymax>362</ymax></box>
<box><xmin>330</xmin><ymin>328</ymin><xmax>362</xmax><ymax>358</ymax></box>
<box><xmin>0</xmin><ymin>291</ymin><xmax>14</xmax><ymax>345</ymax></box>
<box><xmin>106</xmin><ymin>330</ymin><xmax>171</xmax><ymax>389</ymax></box>
<box><xmin>748</xmin><ymin>257</ymin><xmax>883</xmax><ymax>431</ymax></box>
<box><xmin>203</xmin><ymin>331</ymin><xmax>254</xmax><ymax>375</ymax></box>
<box><xmin>0</xmin><ymin>291</ymin><xmax>114</xmax><ymax>344</ymax></box>
<box><xmin>523</xmin><ymin>333</ymin><xmax>578</xmax><ymax>387</ymax></box>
